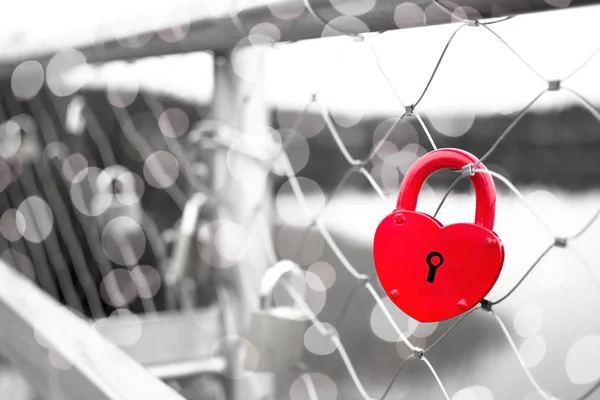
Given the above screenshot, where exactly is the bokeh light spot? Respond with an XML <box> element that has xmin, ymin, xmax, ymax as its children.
<box><xmin>115</xmin><ymin>171</ymin><xmax>145</xmax><ymax>206</ymax></box>
<box><xmin>0</xmin><ymin>209</ymin><xmax>26</xmax><ymax>242</ymax></box>
<box><xmin>514</xmin><ymin>304</ymin><xmax>543</xmax><ymax>338</ymax></box>
<box><xmin>107</xmin><ymin>83</ymin><xmax>139</xmax><ymax>108</ymax></box>
<box><xmin>304</xmin><ymin>323</ymin><xmax>336</xmax><ymax>355</ymax></box>
<box><xmin>273</xmin><ymin>273</ymin><xmax>327</xmax><ymax>315</ymax></box>
<box><xmin>11</xmin><ymin>60</ymin><xmax>45</xmax><ymax>101</ymax></box>
<box><xmin>276</xmin><ymin>129</ymin><xmax>310</xmax><ymax>175</ymax></box>
<box><xmin>231</xmin><ymin>37</ymin><xmax>271</xmax><ymax>82</ymax></box>
<box><xmin>273</xmin><ymin>269</ymin><xmax>326</xmax><ymax>317</ymax></box>
<box><xmin>452</xmin><ymin>386</ymin><xmax>493</xmax><ymax>400</ymax></box>
<box><xmin>304</xmin><ymin>270</ymin><xmax>327</xmax><ymax>292</ymax></box>
<box><xmin>408</xmin><ymin>318</ymin><xmax>438</xmax><ymax>338</ymax></box>
<box><xmin>331</xmin><ymin>0</ymin><xmax>376</xmax><ymax>15</ymax></box>
<box><xmin>94</xmin><ymin>309</ymin><xmax>142</xmax><ymax>346</ymax></box>
<box><xmin>101</xmin><ymin>216</ymin><xmax>146</xmax><ymax>266</ymax></box>
<box><xmin>157</xmin><ymin>19</ymin><xmax>191</xmax><ymax>43</ymax></box>
<box><xmin>566</xmin><ymin>335</ymin><xmax>600</xmax><ymax>384</ymax></box>
<box><xmin>384</xmin><ymin>143</ymin><xmax>428</xmax><ymax>178</ymax></box>
<box><xmin>0</xmin><ymin>121</ymin><xmax>22</xmax><ymax>159</ymax></box>
<box><xmin>131</xmin><ymin>265</ymin><xmax>162</xmax><ymax>299</ymax></box>
<box><xmin>267</xmin><ymin>0</ymin><xmax>305</xmax><ymax>19</ymax></box>
<box><xmin>200</xmin><ymin>220</ymin><xmax>252</xmax><ymax>269</ymax></box>
<box><xmin>544</xmin><ymin>0</ymin><xmax>571</xmax><ymax>7</ymax></box>
<box><xmin>117</xmin><ymin>32</ymin><xmax>153</xmax><ymax>49</ymax></box>
<box><xmin>18</xmin><ymin>196</ymin><xmax>54</xmax><ymax>243</ymax></box>
<box><xmin>307</xmin><ymin>261</ymin><xmax>336</xmax><ymax>290</ymax></box>
<box><xmin>290</xmin><ymin>373</ymin><xmax>338</xmax><ymax>400</ymax></box>
<box><xmin>158</xmin><ymin>108</ymin><xmax>190</xmax><ymax>138</ymax></box>
<box><xmin>0</xmin><ymin>159</ymin><xmax>11</xmax><ymax>192</ymax></box>
<box><xmin>370</xmin><ymin>297</ymin><xmax>410</xmax><ymax>342</ymax></box>
<box><xmin>519</xmin><ymin>335</ymin><xmax>546</xmax><ymax>368</ymax></box>
<box><xmin>394</xmin><ymin>3</ymin><xmax>426</xmax><ymax>28</ymax></box>
<box><xmin>373</xmin><ymin>140</ymin><xmax>399</xmax><ymax>161</ymax></box>
<box><xmin>215</xmin><ymin>221</ymin><xmax>250</xmax><ymax>262</ymax></box>
<box><xmin>70</xmin><ymin>167</ymin><xmax>112</xmax><ymax>216</ymax></box>
<box><xmin>452</xmin><ymin>6</ymin><xmax>483</xmax><ymax>21</ymax></box>
<box><xmin>331</xmin><ymin>109</ymin><xmax>364</xmax><ymax>128</ymax></box>
<box><xmin>250</xmin><ymin>23</ymin><xmax>282</xmax><ymax>42</ymax></box>
<box><xmin>322</xmin><ymin>16</ymin><xmax>369</xmax><ymax>37</ymax></box>
<box><xmin>99</xmin><ymin>269</ymin><xmax>137</xmax><ymax>308</ymax></box>
<box><xmin>428</xmin><ymin>113</ymin><xmax>475</xmax><ymax>138</ymax></box>
<box><xmin>143</xmin><ymin>150</ymin><xmax>180</xmax><ymax>189</ymax></box>
<box><xmin>62</xmin><ymin>153</ymin><xmax>89</xmax><ymax>183</ymax></box>
<box><xmin>46</xmin><ymin>50</ymin><xmax>87</xmax><ymax>97</ymax></box>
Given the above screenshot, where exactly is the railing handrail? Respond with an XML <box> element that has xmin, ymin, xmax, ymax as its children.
<box><xmin>1</xmin><ymin>0</ymin><xmax>600</xmax><ymax>77</ymax></box>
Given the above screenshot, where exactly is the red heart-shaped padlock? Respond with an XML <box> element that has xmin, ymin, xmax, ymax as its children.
<box><xmin>373</xmin><ymin>148</ymin><xmax>504</xmax><ymax>322</ymax></box>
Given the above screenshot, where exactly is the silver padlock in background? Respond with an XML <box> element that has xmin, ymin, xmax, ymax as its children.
<box><xmin>168</xmin><ymin>192</ymin><xmax>210</xmax><ymax>308</ymax></box>
<box><xmin>243</xmin><ymin>260</ymin><xmax>308</xmax><ymax>372</ymax></box>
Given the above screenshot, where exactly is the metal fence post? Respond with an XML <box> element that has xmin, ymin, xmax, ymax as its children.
<box><xmin>210</xmin><ymin>49</ymin><xmax>274</xmax><ymax>400</ymax></box>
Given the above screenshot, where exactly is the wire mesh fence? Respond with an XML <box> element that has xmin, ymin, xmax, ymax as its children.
<box><xmin>3</xmin><ymin>1</ymin><xmax>600</xmax><ymax>400</ymax></box>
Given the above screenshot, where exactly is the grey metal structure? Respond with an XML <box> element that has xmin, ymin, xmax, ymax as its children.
<box><xmin>208</xmin><ymin>51</ymin><xmax>273</xmax><ymax>400</ymax></box>
<box><xmin>2</xmin><ymin>1</ymin><xmax>600</xmax><ymax>400</ymax></box>
<box><xmin>2</xmin><ymin>0</ymin><xmax>600</xmax><ymax>75</ymax></box>
<box><xmin>0</xmin><ymin>260</ymin><xmax>185</xmax><ymax>400</ymax></box>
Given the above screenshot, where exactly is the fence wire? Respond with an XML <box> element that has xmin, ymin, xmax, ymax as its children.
<box><xmin>223</xmin><ymin>6</ymin><xmax>600</xmax><ymax>400</ymax></box>
<box><xmin>2</xmin><ymin>3</ymin><xmax>600</xmax><ymax>400</ymax></box>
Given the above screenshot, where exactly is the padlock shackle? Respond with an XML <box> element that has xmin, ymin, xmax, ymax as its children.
<box><xmin>259</xmin><ymin>260</ymin><xmax>305</xmax><ymax>309</ymax></box>
<box><xmin>396</xmin><ymin>148</ymin><xmax>496</xmax><ymax>230</ymax></box>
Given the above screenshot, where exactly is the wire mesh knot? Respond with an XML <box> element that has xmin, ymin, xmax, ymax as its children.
<box><xmin>480</xmin><ymin>299</ymin><xmax>493</xmax><ymax>312</ymax></box>
<box><xmin>554</xmin><ymin>237</ymin><xmax>568</xmax><ymax>248</ymax></box>
<box><xmin>461</xmin><ymin>163</ymin><xmax>475</xmax><ymax>177</ymax></box>
<box><xmin>412</xmin><ymin>347</ymin><xmax>424</xmax><ymax>359</ymax></box>
<box><xmin>548</xmin><ymin>80</ymin><xmax>561</xmax><ymax>91</ymax></box>
<box><xmin>405</xmin><ymin>105</ymin><xmax>415</xmax><ymax>116</ymax></box>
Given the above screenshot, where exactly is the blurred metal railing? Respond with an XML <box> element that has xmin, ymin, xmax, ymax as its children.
<box><xmin>0</xmin><ymin>259</ymin><xmax>185</xmax><ymax>400</ymax></box>
<box><xmin>2</xmin><ymin>0</ymin><xmax>600</xmax><ymax>74</ymax></box>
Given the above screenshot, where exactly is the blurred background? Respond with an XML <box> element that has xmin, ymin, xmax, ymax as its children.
<box><xmin>1</xmin><ymin>1</ymin><xmax>600</xmax><ymax>400</ymax></box>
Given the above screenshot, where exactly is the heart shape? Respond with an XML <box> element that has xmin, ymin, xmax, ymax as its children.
<box><xmin>373</xmin><ymin>210</ymin><xmax>504</xmax><ymax>322</ymax></box>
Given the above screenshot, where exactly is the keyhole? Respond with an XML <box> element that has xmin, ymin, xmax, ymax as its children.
<box><xmin>426</xmin><ymin>251</ymin><xmax>444</xmax><ymax>283</ymax></box>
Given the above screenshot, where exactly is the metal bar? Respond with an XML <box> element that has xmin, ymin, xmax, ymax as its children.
<box><xmin>93</xmin><ymin>307</ymin><xmax>223</xmax><ymax>368</ymax></box>
<box><xmin>209</xmin><ymin>50</ymin><xmax>273</xmax><ymax>400</ymax></box>
<box><xmin>0</xmin><ymin>260</ymin><xmax>185</xmax><ymax>400</ymax></box>
<box><xmin>147</xmin><ymin>358</ymin><xmax>227</xmax><ymax>380</ymax></box>
<box><xmin>2</xmin><ymin>0</ymin><xmax>600</xmax><ymax>76</ymax></box>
